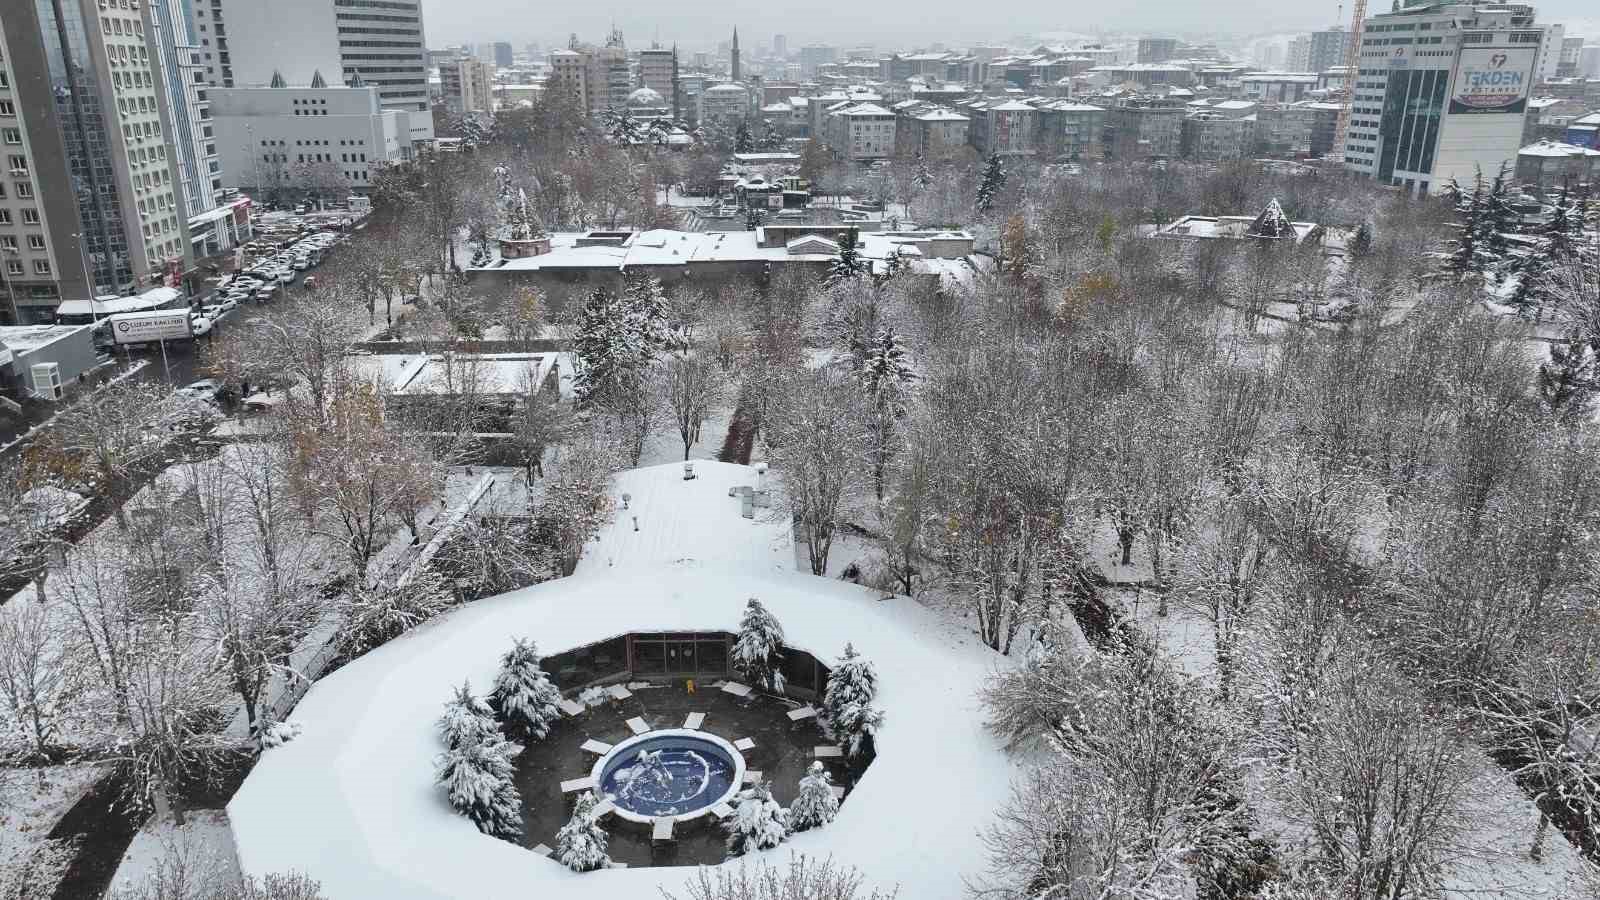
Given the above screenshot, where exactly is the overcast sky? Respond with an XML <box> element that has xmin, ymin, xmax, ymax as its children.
<box><xmin>417</xmin><ymin>0</ymin><xmax>1598</xmax><ymax>52</ymax></box>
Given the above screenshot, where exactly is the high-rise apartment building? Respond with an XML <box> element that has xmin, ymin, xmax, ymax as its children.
<box><xmin>441</xmin><ymin>57</ymin><xmax>494</xmax><ymax>116</ymax></box>
<box><xmin>492</xmin><ymin>42</ymin><xmax>513</xmax><ymax>68</ymax></box>
<box><xmin>147</xmin><ymin>0</ymin><xmax>220</xmax><ymax>219</ymax></box>
<box><xmin>0</xmin><ymin>0</ymin><xmax>194</xmax><ymax>324</ymax></box>
<box><xmin>1308</xmin><ymin>27</ymin><xmax>1348</xmax><ymax>72</ymax></box>
<box><xmin>1287</xmin><ymin>36</ymin><xmax>1311</xmax><ymax>71</ymax></box>
<box><xmin>1344</xmin><ymin>1</ymin><xmax>1544</xmax><ymax>197</ymax></box>
<box><xmin>638</xmin><ymin>46</ymin><xmax>677</xmax><ymax>100</ymax></box>
<box><xmin>548</xmin><ymin>49</ymin><xmax>590</xmax><ymax>112</ymax></box>
<box><xmin>190</xmin><ymin>0</ymin><xmax>433</xmax><ymax>144</ymax></box>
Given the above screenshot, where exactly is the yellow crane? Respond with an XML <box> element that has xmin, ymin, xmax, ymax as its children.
<box><xmin>1330</xmin><ymin>0</ymin><xmax>1370</xmax><ymax>163</ymax></box>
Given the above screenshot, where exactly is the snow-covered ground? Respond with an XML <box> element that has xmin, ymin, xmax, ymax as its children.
<box><xmin>106</xmin><ymin>810</ymin><xmax>240</xmax><ymax>898</ymax></box>
<box><xmin>0</xmin><ymin>764</ymin><xmax>106</xmax><ymax>882</ymax></box>
<box><xmin>229</xmin><ymin>462</ymin><xmax>1017</xmax><ymax>900</ymax></box>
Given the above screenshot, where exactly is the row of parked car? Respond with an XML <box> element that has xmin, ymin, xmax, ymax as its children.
<box><xmin>189</xmin><ymin>231</ymin><xmax>347</xmax><ymax>336</ymax></box>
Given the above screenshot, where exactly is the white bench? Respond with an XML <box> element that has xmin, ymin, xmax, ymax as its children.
<box><xmin>720</xmin><ymin>681</ymin><xmax>753</xmax><ymax>698</ymax></box>
<box><xmin>652</xmin><ymin>817</ymin><xmax>675</xmax><ymax>841</ymax></box>
<box><xmin>786</xmin><ymin>705</ymin><xmax>818</xmax><ymax>722</ymax></box>
<box><xmin>559</xmin><ymin>699</ymin><xmax>586</xmax><ymax>717</ymax></box>
<box><xmin>626</xmin><ymin>716</ymin><xmax>650</xmax><ymax>735</ymax></box>
<box><xmin>580</xmin><ymin>739</ymin><xmax>613</xmax><ymax>755</ymax></box>
<box><xmin>683</xmin><ymin>712</ymin><xmax>706</xmax><ymax>730</ymax></box>
<box><xmin>593</xmin><ymin>799</ymin><xmax>616</xmax><ymax>819</ymax></box>
<box><xmin>742</xmin><ymin>769</ymin><xmax>762</xmax><ymax>785</ymax></box>
<box><xmin>734</xmin><ymin>737</ymin><xmax>755</xmax><ymax>752</ymax></box>
<box><xmin>560</xmin><ymin>776</ymin><xmax>596</xmax><ymax>793</ymax></box>
<box><xmin>814</xmin><ymin>745</ymin><xmax>844</xmax><ymax>758</ymax></box>
<box><xmin>607</xmin><ymin>684</ymin><xmax>633</xmax><ymax>701</ymax></box>
<box><xmin>532</xmin><ymin>843</ymin><xmax>554</xmax><ymax>857</ymax></box>
<box><xmin>711</xmin><ymin>802</ymin><xmax>734</xmax><ymax>818</ymax></box>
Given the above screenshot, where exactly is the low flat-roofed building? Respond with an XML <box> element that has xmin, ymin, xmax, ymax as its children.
<box><xmin>0</xmin><ymin>324</ymin><xmax>99</xmax><ymax>402</ymax></box>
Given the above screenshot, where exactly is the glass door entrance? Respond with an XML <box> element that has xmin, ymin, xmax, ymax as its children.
<box><xmin>629</xmin><ymin>632</ymin><xmax>732</xmax><ymax>678</ymax></box>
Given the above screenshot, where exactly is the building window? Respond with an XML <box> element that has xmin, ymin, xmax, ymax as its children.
<box><xmin>0</xmin><ymin>101</ymin><xmax>14</xmax><ymax>117</ymax></box>
<box><xmin>16</xmin><ymin>183</ymin><xmax>31</xmax><ymax>198</ymax></box>
<box><xmin>21</xmin><ymin>209</ymin><xmax>39</xmax><ymax>224</ymax></box>
<box><xmin>0</xmin><ymin>210</ymin><xmax>9</xmax><ymax>225</ymax></box>
<box><xmin>6</xmin><ymin>154</ymin><xmax>26</xmax><ymax>174</ymax></box>
<box><xmin>0</xmin><ymin>236</ymin><xmax>14</xmax><ymax>250</ymax></box>
<box><xmin>5</xmin><ymin>261</ymin><xmax>22</xmax><ymax>276</ymax></box>
<box><xmin>33</xmin><ymin>260</ymin><xmax>50</xmax><ymax>275</ymax></box>
<box><xmin>28</xmin><ymin>235</ymin><xmax>45</xmax><ymax>250</ymax></box>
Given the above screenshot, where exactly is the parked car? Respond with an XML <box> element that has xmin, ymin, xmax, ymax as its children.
<box><xmin>218</xmin><ymin>297</ymin><xmax>240</xmax><ymax>313</ymax></box>
<box><xmin>178</xmin><ymin>378</ymin><xmax>226</xmax><ymax>401</ymax></box>
<box><xmin>189</xmin><ymin>316</ymin><xmax>213</xmax><ymax>337</ymax></box>
<box><xmin>200</xmin><ymin>303</ymin><xmax>225</xmax><ymax>320</ymax></box>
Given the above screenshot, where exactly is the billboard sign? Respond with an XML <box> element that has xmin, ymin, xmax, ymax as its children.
<box><xmin>1450</xmin><ymin>47</ymin><xmax>1536</xmax><ymax>115</ymax></box>
<box><xmin>110</xmin><ymin>310</ymin><xmax>192</xmax><ymax>344</ymax></box>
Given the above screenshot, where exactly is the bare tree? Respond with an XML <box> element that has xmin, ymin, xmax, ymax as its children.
<box><xmin>536</xmin><ymin>421</ymin><xmax>622</xmax><ymax>575</ymax></box>
<box><xmin>766</xmin><ymin>368</ymin><xmax>870</xmax><ymax>577</ymax></box>
<box><xmin>660</xmin><ymin>853</ymin><xmax>897</xmax><ymax>900</ymax></box>
<box><xmin>665</xmin><ymin>351</ymin><xmax>724</xmax><ymax>461</ymax></box>
<box><xmin>1172</xmin><ymin>493</ymin><xmax>1273</xmax><ymax>702</ymax></box>
<box><xmin>194</xmin><ymin>566</ymin><xmax>319</xmax><ymax>744</ymax></box>
<box><xmin>0</xmin><ymin>599</ymin><xmax>76</xmax><ymax>759</ymax></box>
<box><xmin>32</xmin><ymin>380</ymin><xmax>176</xmax><ymax>531</ymax></box>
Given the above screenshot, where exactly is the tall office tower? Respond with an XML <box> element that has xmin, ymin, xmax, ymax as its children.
<box><xmin>0</xmin><ymin>0</ymin><xmax>194</xmax><ymax>323</ymax></box>
<box><xmin>1343</xmin><ymin>1</ymin><xmax>1544</xmax><ymax>197</ymax></box>
<box><xmin>638</xmin><ymin>46</ymin><xmax>676</xmax><ymax>98</ymax></box>
<box><xmin>493</xmin><ymin>42</ymin><xmax>513</xmax><ymax>68</ymax></box>
<box><xmin>774</xmin><ymin>34</ymin><xmax>787</xmax><ymax>59</ymax></box>
<box><xmin>148</xmin><ymin>0</ymin><xmax>220</xmax><ymax>219</ymax></box>
<box><xmin>190</xmin><ymin>0</ymin><xmax>434</xmax><ymax>144</ymax></box>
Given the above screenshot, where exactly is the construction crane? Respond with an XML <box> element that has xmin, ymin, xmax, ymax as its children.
<box><xmin>1329</xmin><ymin>0</ymin><xmax>1370</xmax><ymax>163</ymax></box>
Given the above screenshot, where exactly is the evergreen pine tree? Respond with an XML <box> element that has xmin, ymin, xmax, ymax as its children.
<box><xmin>1539</xmin><ymin>331</ymin><xmax>1598</xmax><ymax>420</ymax></box>
<box><xmin>788</xmin><ymin>762</ymin><xmax>840</xmax><ymax>832</ymax></box>
<box><xmin>821</xmin><ymin>643</ymin><xmax>884</xmax><ymax>759</ymax></box>
<box><xmin>572</xmin><ymin>286</ymin><xmax>633</xmax><ymax>406</ymax></box>
<box><xmin>859</xmin><ymin>328</ymin><xmax>914</xmax><ymax>394</ymax></box>
<box><xmin>489</xmin><ymin>638</ymin><xmax>563</xmax><ymax>743</ymax></box>
<box><xmin>914</xmin><ymin>153</ymin><xmax>934</xmax><ymax>189</ymax></box>
<box><xmin>724</xmin><ymin>782</ymin><xmax>789</xmax><ymax>855</ymax></box>
<box><xmin>1349</xmin><ymin>221</ymin><xmax>1374</xmax><ymax>258</ymax></box>
<box><xmin>1445</xmin><ymin>172</ymin><xmax>1488</xmax><ymax>279</ymax></box>
<box><xmin>975</xmin><ymin>153</ymin><xmax>1006</xmax><ymax>214</ymax></box>
<box><xmin>438</xmin><ymin>680</ymin><xmax>498</xmax><ymax>751</ymax></box>
<box><xmin>827</xmin><ymin>229</ymin><xmax>864</xmax><ymax>286</ymax></box>
<box><xmin>622</xmin><ymin>274</ymin><xmax>676</xmax><ymax>351</ymax></box>
<box><xmin>735</xmin><ymin>121</ymin><xmax>755</xmax><ymax>154</ymax></box>
<box><xmin>1545</xmin><ymin>187</ymin><xmax>1582</xmax><ymax>259</ymax></box>
<box><xmin>435</xmin><ymin>735</ymin><xmax>525</xmax><ymax>842</ymax></box>
<box><xmin>732</xmin><ymin>598</ymin><xmax>786</xmax><ymax>693</ymax></box>
<box><xmin>1483</xmin><ymin>164</ymin><xmax>1519</xmax><ymax>261</ymax></box>
<box><xmin>555</xmin><ymin>791</ymin><xmax>612</xmax><ymax>871</ymax></box>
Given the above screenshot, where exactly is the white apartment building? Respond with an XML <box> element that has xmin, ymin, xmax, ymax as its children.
<box><xmin>210</xmin><ymin>84</ymin><xmax>410</xmax><ymax>200</ymax></box>
<box><xmin>191</xmin><ymin>0</ymin><xmax>434</xmax><ymax>144</ymax></box>
<box><xmin>638</xmin><ymin>46</ymin><xmax>677</xmax><ymax>107</ymax></box>
<box><xmin>0</xmin><ymin>0</ymin><xmax>193</xmax><ymax>323</ymax></box>
<box><xmin>1344</xmin><ymin>1</ymin><xmax>1545</xmax><ymax>197</ymax></box>
<box><xmin>825</xmin><ymin>103</ymin><xmax>897</xmax><ymax>161</ymax></box>
<box><xmin>148</xmin><ymin>0</ymin><xmax>222</xmax><ymax>220</ymax></box>
<box><xmin>548</xmin><ymin>50</ymin><xmax>590</xmax><ymax>112</ymax></box>
<box><xmin>442</xmin><ymin>57</ymin><xmax>494</xmax><ymax>116</ymax></box>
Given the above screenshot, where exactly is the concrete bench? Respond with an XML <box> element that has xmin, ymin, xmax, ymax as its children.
<box><xmin>720</xmin><ymin>681</ymin><xmax>753</xmax><ymax>698</ymax></box>
<box><xmin>580</xmin><ymin>739</ymin><xmax>613</xmax><ymax>755</ymax></box>
<box><xmin>559</xmin><ymin>699</ymin><xmax>586</xmax><ymax>717</ymax></box>
<box><xmin>742</xmin><ymin>769</ymin><xmax>762</xmax><ymax>785</ymax></box>
<box><xmin>734</xmin><ymin>737</ymin><xmax>755</xmax><ymax>752</ymax></box>
<box><xmin>786</xmin><ymin>705</ymin><xmax>818</xmax><ymax>722</ymax></box>
<box><xmin>626</xmin><ymin>716</ymin><xmax>650</xmax><ymax>735</ymax></box>
<box><xmin>814</xmin><ymin>745</ymin><xmax>844</xmax><ymax>758</ymax></box>
<box><xmin>607</xmin><ymin>684</ymin><xmax>633</xmax><ymax>701</ymax></box>
<box><xmin>711</xmin><ymin>802</ymin><xmax>734</xmax><ymax>818</ymax></box>
<box><xmin>560</xmin><ymin>776</ymin><xmax>596</xmax><ymax>793</ymax></box>
<box><xmin>652</xmin><ymin>817</ymin><xmax>675</xmax><ymax>842</ymax></box>
<box><xmin>593</xmin><ymin>799</ymin><xmax>616</xmax><ymax>819</ymax></box>
<box><xmin>683</xmin><ymin>712</ymin><xmax>706</xmax><ymax>730</ymax></box>
<box><xmin>532</xmin><ymin>843</ymin><xmax>554</xmax><ymax>857</ymax></box>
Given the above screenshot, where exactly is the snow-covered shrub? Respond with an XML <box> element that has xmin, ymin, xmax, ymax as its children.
<box><xmin>437</xmin><ymin>681</ymin><xmax>497</xmax><ymax>751</ymax></box>
<box><xmin>732</xmin><ymin>598</ymin><xmax>786</xmax><ymax>694</ymax></box>
<box><xmin>259</xmin><ymin>720</ymin><xmax>303</xmax><ymax>750</ymax></box>
<box><xmin>788</xmin><ymin>762</ymin><xmax>839</xmax><ymax>832</ymax></box>
<box><xmin>215</xmin><ymin>872</ymin><xmax>328</xmax><ymax>900</ymax></box>
<box><xmin>659</xmin><ymin>853</ymin><xmax>894</xmax><ymax>900</ymax></box>
<box><xmin>555</xmin><ymin>791</ymin><xmax>611</xmax><ymax>872</ymax></box>
<box><xmin>577</xmin><ymin>685</ymin><xmax>610</xmax><ymax>708</ymax></box>
<box><xmin>435</xmin><ymin>734</ymin><xmax>524</xmax><ymax>843</ymax></box>
<box><xmin>725</xmin><ymin>783</ymin><xmax>789</xmax><ymax>856</ymax></box>
<box><xmin>821</xmin><ymin>644</ymin><xmax>883</xmax><ymax>759</ymax></box>
<box><xmin>488</xmin><ymin>638</ymin><xmax>562</xmax><ymax>742</ymax></box>
<box><xmin>335</xmin><ymin>571</ymin><xmax>455</xmax><ymax>660</ymax></box>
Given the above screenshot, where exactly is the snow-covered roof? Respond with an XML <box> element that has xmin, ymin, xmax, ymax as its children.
<box><xmin>229</xmin><ymin>461</ymin><xmax>1017</xmax><ymax>900</ymax></box>
<box><xmin>1519</xmin><ymin>140</ymin><xmax>1600</xmax><ymax>159</ymax></box>
<box><xmin>915</xmin><ymin>108</ymin><xmax>969</xmax><ymax>121</ymax></box>
<box><xmin>832</xmin><ymin>103</ymin><xmax>894</xmax><ymax>116</ymax></box>
<box><xmin>0</xmin><ymin>324</ymin><xmax>93</xmax><ymax>355</ymax></box>
<box><xmin>391</xmin><ymin>353</ymin><xmax>559</xmax><ymax>398</ymax></box>
<box><xmin>55</xmin><ymin>287</ymin><xmax>183</xmax><ymax>319</ymax></box>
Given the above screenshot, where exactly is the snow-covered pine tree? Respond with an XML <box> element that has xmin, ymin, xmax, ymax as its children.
<box><xmin>435</xmin><ymin>734</ymin><xmax>525</xmax><ymax>842</ymax></box>
<box><xmin>1444</xmin><ymin>172</ymin><xmax>1490</xmax><ymax>279</ymax></box>
<box><xmin>1544</xmin><ymin>187</ymin><xmax>1583</xmax><ymax>259</ymax></box>
<box><xmin>573</xmin><ymin>286</ymin><xmax>631</xmax><ymax>406</ymax></box>
<box><xmin>788</xmin><ymin>761</ymin><xmax>840</xmax><ymax>832</ymax></box>
<box><xmin>1538</xmin><ymin>330</ymin><xmax>1598</xmax><ymax>419</ymax></box>
<box><xmin>822</xmin><ymin>643</ymin><xmax>884</xmax><ymax>759</ymax></box>
<box><xmin>975</xmin><ymin>153</ymin><xmax>1006</xmax><ymax>215</ymax></box>
<box><xmin>732</xmin><ymin>597</ymin><xmax>787</xmax><ymax>693</ymax></box>
<box><xmin>555</xmin><ymin>790</ymin><xmax>611</xmax><ymax>872</ymax></box>
<box><xmin>735</xmin><ymin>121</ymin><xmax>755</xmax><ymax>154</ymax></box>
<box><xmin>1483</xmin><ymin>164</ymin><xmax>1519</xmax><ymax>261</ymax></box>
<box><xmin>1349</xmin><ymin>221</ymin><xmax>1374</xmax><ymax>258</ymax></box>
<box><xmin>622</xmin><ymin>274</ymin><xmax>677</xmax><ymax>353</ymax></box>
<box><xmin>489</xmin><ymin>638</ymin><xmax>563</xmax><ymax>742</ymax></box>
<box><xmin>914</xmin><ymin>153</ymin><xmax>934</xmax><ymax>189</ymax></box>
<box><xmin>724</xmin><ymin>782</ymin><xmax>789</xmax><ymax>855</ymax></box>
<box><xmin>438</xmin><ymin>680</ymin><xmax>498</xmax><ymax>751</ymax></box>
<box><xmin>826</xmin><ymin>230</ymin><xmax>865</xmax><ymax>286</ymax></box>
<box><xmin>859</xmin><ymin>328</ymin><xmax>914</xmax><ymax>395</ymax></box>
